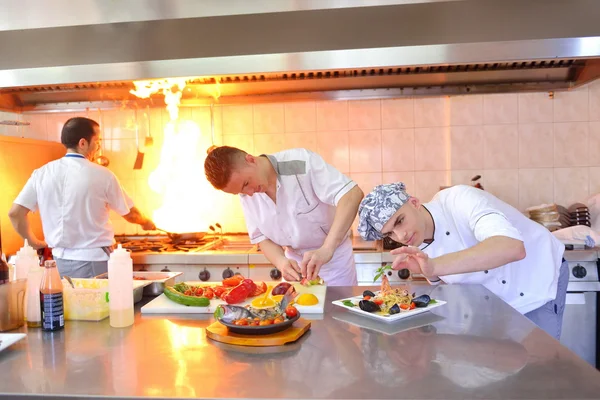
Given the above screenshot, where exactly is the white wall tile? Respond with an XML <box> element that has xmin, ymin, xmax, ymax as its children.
<box><xmin>348</xmin><ymin>100</ymin><xmax>381</xmax><ymax>130</ymax></box>
<box><xmin>414</xmin><ymin>171</ymin><xmax>449</xmax><ymax>202</ymax></box>
<box><xmin>450</xmin><ymin>95</ymin><xmax>483</xmax><ymax>126</ymax></box>
<box><xmin>590</xmin><ymin>167</ymin><xmax>600</xmax><ymax>195</ymax></box>
<box><xmin>450</xmin><ymin>126</ymin><xmax>483</xmax><ymax>170</ymax></box>
<box><xmin>316</xmin><ymin>101</ymin><xmax>348</xmax><ymax>131</ymax></box>
<box><xmin>285</xmin><ymin>102</ymin><xmax>316</xmax><ymax>133</ymax></box>
<box><xmin>253</xmin><ymin>134</ymin><xmax>285</xmax><ymax>155</ymax></box>
<box><xmin>349</xmin><ymin>130</ymin><xmax>382</xmax><ymax>173</ymax></box>
<box><xmin>483</xmin><ymin>93</ymin><xmax>518</xmax><ymax>124</ymax></box>
<box><xmin>350</xmin><ymin>172</ymin><xmax>383</xmax><ymax>195</ymax></box>
<box><xmin>222</xmin><ymin>135</ymin><xmax>254</xmax><ymax>153</ymax></box>
<box><xmin>414</xmin><ymin>97</ymin><xmax>450</xmax><ymax>128</ymax></box>
<box><xmin>518</xmin><ymin>123</ymin><xmax>554</xmax><ymax>168</ymax></box>
<box><xmin>382</xmin><ymin>171</ymin><xmax>415</xmax><ymax>193</ymax></box>
<box><xmin>222</xmin><ymin>105</ymin><xmax>253</xmax><ymax>135</ymax></box>
<box><xmin>450</xmin><ymin>170</ymin><xmax>482</xmax><ymax>186</ymax></box>
<box><xmin>253</xmin><ymin>103</ymin><xmax>284</xmax><ymax>134</ymax></box>
<box><xmin>554</xmin><ymin>167</ymin><xmax>589</xmax><ymax>207</ymax></box>
<box><xmin>414</xmin><ymin>127</ymin><xmax>449</xmax><ymax>171</ymax></box>
<box><xmin>484</xmin><ymin>169</ymin><xmax>519</xmax><ymax>208</ymax></box>
<box><xmin>589</xmin><ymin>121</ymin><xmax>600</xmax><ymax>166</ymax></box>
<box><xmin>483</xmin><ymin>124</ymin><xmax>518</xmax><ymax>169</ymax></box>
<box><xmin>518</xmin><ymin>168</ymin><xmax>554</xmax><ymax>211</ymax></box>
<box><xmin>317</xmin><ymin>131</ymin><xmax>349</xmax><ymax>173</ymax></box>
<box><xmin>21</xmin><ymin>113</ymin><xmax>47</xmax><ymax>140</ymax></box>
<box><xmin>381</xmin><ymin>128</ymin><xmax>414</xmax><ymax>172</ymax></box>
<box><xmin>554</xmin><ymin>88</ymin><xmax>589</xmax><ymax>122</ymax></box>
<box><xmin>589</xmin><ymin>79</ymin><xmax>600</xmax><ymax>122</ymax></box>
<box><xmin>553</xmin><ymin>122</ymin><xmax>588</xmax><ymax>167</ymax></box>
<box><xmin>381</xmin><ymin>98</ymin><xmax>414</xmax><ymax>129</ymax></box>
<box><xmin>518</xmin><ymin>92</ymin><xmax>553</xmax><ymax>123</ymax></box>
<box><xmin>284</xmin><ymin>133</ymin><xmax>318</xmax><ymax>152</ymax></box>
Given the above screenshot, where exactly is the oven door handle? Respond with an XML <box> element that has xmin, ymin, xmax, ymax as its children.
<box><xmin>567</xmin><ymin>281</ymin><xmax>600</xmax><ymax>292</ymax></box>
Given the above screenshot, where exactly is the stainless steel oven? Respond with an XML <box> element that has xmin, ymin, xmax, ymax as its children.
<box><xmin>561</xmin><ymin>249</ymin><xmax>600</xmax><ymax>368</ymax></box>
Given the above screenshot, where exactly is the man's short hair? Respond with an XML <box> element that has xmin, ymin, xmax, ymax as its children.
<box><xmin>204</xmin><ymin>146</ymin><xmax>248</xmax><ymax>189</ymax></box>
<box><xmin>61</xmin><ymin>117</ymin><xmax>99</xmax><ymax>149</ymax></box>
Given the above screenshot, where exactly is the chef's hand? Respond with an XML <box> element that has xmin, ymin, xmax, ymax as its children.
<box><xmin>30</xmin><ymin>239</ymin><xmax>47</xmax><ymax>250</ymax></box>
<box><xmin>141</xmin><ymin>219</ymin><xmax>156</xmax><ymax>231</ymax></box>
<box><xmin>390</xmin><ymin>246</ymin><xmax>436</xmax><ymax>278</ymax></box>
<box><xmin>300</xmin><ymin>246</ymin><xmax>334</xmax><ymax>281</ymax></box>
<box><xmin>277</xmin><ymin>258</ymin><xmax>303</xmax><ymax>281</ymax></box>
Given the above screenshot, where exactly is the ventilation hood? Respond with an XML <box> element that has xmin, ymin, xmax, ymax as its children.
<box><xmin>1</xmin><ymin>0</ymin><xmax>600</xmax><ymax>112</ymax></box>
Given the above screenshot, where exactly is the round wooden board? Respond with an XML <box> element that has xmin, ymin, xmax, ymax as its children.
<box><xmin>206</xmin><ymin>318</ymin><xmax>311</xmax><ymax>347</ymax></box>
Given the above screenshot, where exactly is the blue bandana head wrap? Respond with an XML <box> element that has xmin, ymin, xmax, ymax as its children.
<box><xmin>357</xmin><ymin>182</ymin><xmax>411</xmax><ymax>241</ymax></box>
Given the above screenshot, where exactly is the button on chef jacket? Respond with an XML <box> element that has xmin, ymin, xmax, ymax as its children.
<box><xmin>420</xmin><ymin>185</ymin><xmax>565</xmax><ymax>315</ymax></box>
<box><xmin>241</xmin><ymin>148</ymin><xmax>357</xmax><ymax>254</ymax></box>
<box><xmin>14</xmin><ymin>153</ymin><xmax>134</xmax><ymax>262</ymax></box>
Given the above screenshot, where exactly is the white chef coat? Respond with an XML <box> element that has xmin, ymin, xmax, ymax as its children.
<box><xmin>241</xmin><ymin>148</ymin><xmax>358</xmax><ymax>285</ymax></box>
<box><xmin>14</xmin><ymin>153</ymin><xmax>134</xmax><ymax>261</ymax></box>
<box><xmin>419</xmin><ymin>185</ymin><xmax>565</xmax><ymax>314</ymax></box>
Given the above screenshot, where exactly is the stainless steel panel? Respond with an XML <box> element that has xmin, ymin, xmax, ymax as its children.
<box><xmin>1</xmin><ymin>0</ymin><xmax>600</xmax><ymax>88</ymax></box>
<box><xmin>561</xmin><ymin>292</ymin><xmax>597</xmax><ymax>367</ymax></box>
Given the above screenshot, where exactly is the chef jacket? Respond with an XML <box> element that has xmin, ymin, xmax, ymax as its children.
<box><xmin>240</xmin><ymin>148</ymin><xmax>358</xmax><ymax>284</ymax></box>
<box><xmin>14</xmin><ymin>153</ymin><xmax>134</xmax><ymax>261</ymax></box>
<box><xmin>420</xmin><ymin>185</ymin><xmax>565</xmax><ymax>314</ymax></box>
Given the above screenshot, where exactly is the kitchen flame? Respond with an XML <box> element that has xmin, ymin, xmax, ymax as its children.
<box><xmin>131</xmin><ymin>77</ymin><xmax>216</xmax><ymax>233</ymax></box>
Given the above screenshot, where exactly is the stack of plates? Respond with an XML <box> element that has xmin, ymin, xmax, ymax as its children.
<box><xmin>527</xmin><ymin>204</ymin><xmax>563</xmax><ymax>231</ymax></box>
<box><xmin>568</xmin><ymin>203</ymin><xmax>591</xmax><ymax>227</ymax></box>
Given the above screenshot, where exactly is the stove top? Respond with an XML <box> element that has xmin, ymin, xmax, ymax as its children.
<box><xmin>114</xmin><ymin>235</ymin><xmax>221</xmax><ymax>253</ymax></box>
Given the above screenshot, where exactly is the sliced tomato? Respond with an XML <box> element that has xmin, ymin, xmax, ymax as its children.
<box><xmin>400</xmin><ymin>303</ymin><xmax>410</xmax><ymax>310</ymax></box>
<box><xmin>251</xmin><ymin>281</ymin><xmax>267</xmax><ymax>297</ymax></box>
<box><xmin>363</xmin><ymin>295</ymin><xmax>371</xmax><ymax>301</ymax></box>
<box><xmin>373</xmin><ymin>298</ymin><xmax>384</xmax><ymax>306</ymax></box>
<box><xmin>410</xmin><ymin>302</ymin><xmax>416</xmax><ymax>310</ymax></box>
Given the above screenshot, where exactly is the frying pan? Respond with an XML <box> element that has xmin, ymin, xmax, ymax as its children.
<box><xmin>156</xmin><ymin>228</ymin><xmax>206</xmax><ymax>242</ymax></box>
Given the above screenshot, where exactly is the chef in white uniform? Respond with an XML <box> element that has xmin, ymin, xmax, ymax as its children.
<box><xmin>204</xmin><ymin>146</ymin><xmax>363</xmax><ymax>286</ymax></box>
<box><xmin>357</xmin><ymin>182</ymin><xmax>568</xmax><ymax>339</ymax></box>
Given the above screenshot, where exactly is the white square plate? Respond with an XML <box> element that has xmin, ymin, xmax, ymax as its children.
<box><xmin>0</xmin><ymin>333</ymin><xmax>26</xmax><ymax>352</ymax></box>
<box><xmin>332</xmin><ymin>294</ymin><xmax>446</xmax><ymax>323</ymax></box>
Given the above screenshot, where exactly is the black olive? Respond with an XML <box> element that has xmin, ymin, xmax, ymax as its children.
<box><xmin>362</xmin><ymin>290</ymin><xmax>376</xmax><ymax>298</ymax></box>
<box><xmin>412</xmin><ymin>294</ymin><xmax>431</xmax><ymax>308</ymax></box>
<box><xmin>389</xmin><ymin>304</ymin><xmax>400</xmax><ymax>315</ymax></box>
<box><xmin>359</xmin><ymin>300</ymin><xmax>381</xmax><ymax>313</ymax></box>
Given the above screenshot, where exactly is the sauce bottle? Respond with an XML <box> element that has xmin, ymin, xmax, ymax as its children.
<box><xmin>40</xmin><ymin>260</ymin><xmax>64</xmax><ymax>331</ymax></box>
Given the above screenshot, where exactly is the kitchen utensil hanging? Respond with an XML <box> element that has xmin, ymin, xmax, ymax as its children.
<box><xmin>206</xmin><ymin>103</ymin><xmax>218</xmax><ymax>154</ymax></box>
<box><xmin>133</xmin><ymin>108</ymin><xmax>144</xmax><ymax>170</ymax></box>
<box><xmin>94</xmin><ymin>109</ymin><xmax>110</xmax><ymax>167</ymax></box>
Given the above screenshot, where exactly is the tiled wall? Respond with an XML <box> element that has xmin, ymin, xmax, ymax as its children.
<box><xmin>6</xmin><ymin>79</ymin><xmax>600</xmax><ymax>235</ymax></box>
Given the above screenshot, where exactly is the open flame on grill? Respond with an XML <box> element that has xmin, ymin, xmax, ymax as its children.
<box><xmin>131</xmin><ymin>78</ymin><xmax>215</xmax><ymax>233</ymax></box>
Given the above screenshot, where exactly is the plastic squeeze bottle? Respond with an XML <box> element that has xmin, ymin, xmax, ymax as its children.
<box><xmin>107</xmin><ymin>245</ymin><xmax>134</xmax><ymax>328</ymax></box>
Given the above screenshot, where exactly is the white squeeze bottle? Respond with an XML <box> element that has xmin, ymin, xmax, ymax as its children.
<box><xmin>107</xmin><ymin>245</ymin><xmax>134</xmax><ymax>328</ymax></box>
<box><xmin>15</xmin><ymin>239</ymin><xmax>38</xmax><ymax>281</ymax></box>
<box><xmin>26</xmin><ymin>261</ymin><xmax>44</xmax><ymax>327</ymax></box>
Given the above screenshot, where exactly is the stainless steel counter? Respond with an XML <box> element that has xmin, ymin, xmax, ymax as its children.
<box><xmin>1</xmin><ymin>284</ymin><xmax>600</xmax><ymax>399</ymax></box>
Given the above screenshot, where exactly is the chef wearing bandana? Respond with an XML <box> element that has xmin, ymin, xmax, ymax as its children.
<box><xmin>358</xmin><ymin>183</ymin><xmax>568</xmax><ymax>339</ymax></box>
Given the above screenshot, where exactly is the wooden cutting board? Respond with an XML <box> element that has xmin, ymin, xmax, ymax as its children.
<box><xmin>206</xmin><ymin>318</ymin><xmax>311</xmax><ymax>347</ymax></box>
<box><xmin>141</xmin><ymin>281</ymin><xmax>326</xmax><ymax>314</ymax></box>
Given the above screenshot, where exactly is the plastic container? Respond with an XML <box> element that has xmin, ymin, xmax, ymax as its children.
<box><xmin>107</xmin><ymin>245</ymin><xmax>134</xmax><ymax>328</ymax></box>
<box><xmin>0</xmin><ymin>279</ymin><xmax>26</xmax><ymax>332</ymax></box>
<box><xmin>62</xmin><ymin>279</ymin><xmax>149</xmax><ymax>321</ymax></box>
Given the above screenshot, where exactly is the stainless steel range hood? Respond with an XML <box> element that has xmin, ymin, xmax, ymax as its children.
<box><xmin>1</xmin><ymin>0</ymin><xmax>600</xmax><ymax>111</ymax></box>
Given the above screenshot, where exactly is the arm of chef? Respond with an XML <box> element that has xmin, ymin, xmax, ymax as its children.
<box><xmin>9</xmin><ymin>172</ymin><xmax>47</xmax><ymax>249</ymax></box>
<box><xmin>306</xmin><ymin>151</ymin><xmax>364</xmax><ymax>251</ymax></box>
<box><xmin>430</xmin><ymin>186</ymin><xmax>526</xmax><ymax>276</ymax></box>
<box><xmin>106</xmin><ymin>174</ymin><xmax>155</xmax><ymax>230</ymax></box>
